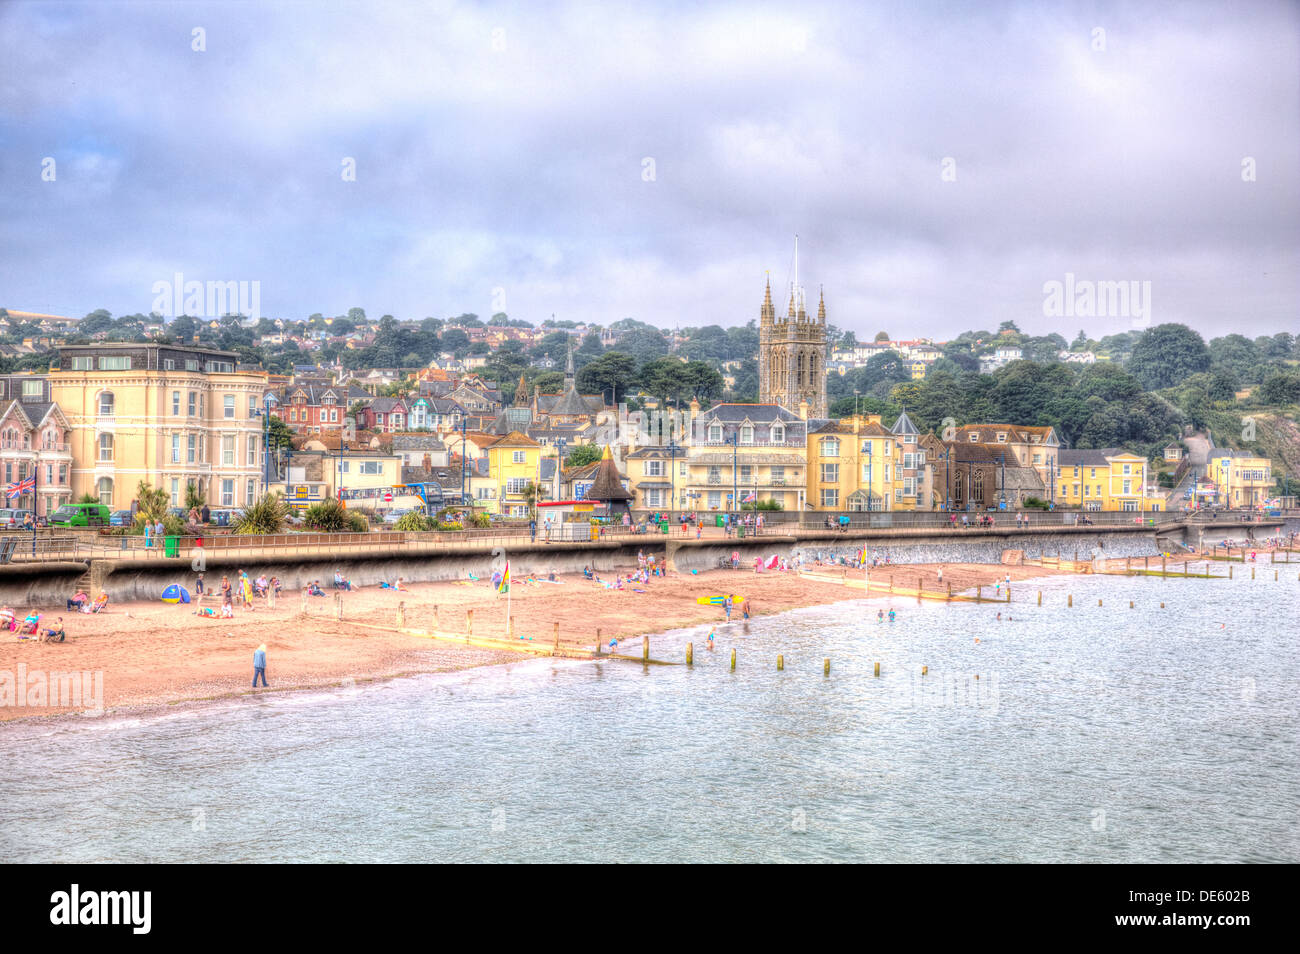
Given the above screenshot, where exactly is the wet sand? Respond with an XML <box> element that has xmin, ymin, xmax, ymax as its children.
<box><xmin>0</xmin><ymin>561</ymin><xmax>1062</xmax><ymax>722</ymax></box>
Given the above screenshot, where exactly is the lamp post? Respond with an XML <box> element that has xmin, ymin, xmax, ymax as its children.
<box><xmin>998</xmin><ymin>453</ymin><xmax>1006</xmax><ymax>511</ymax></box>
<box><xmin>866</xmin><ymin>439</ymin><xmax>873</xmax><ymax>512</ymax></box>
<box><xmin>666</xmin><ymin>438</ymin><xmax>682</xmax><ymax>525</ymax></box>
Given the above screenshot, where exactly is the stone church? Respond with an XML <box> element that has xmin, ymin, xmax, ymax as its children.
<box><xmin>758</xmin><ymin>276</ymin><xmax>828</xmax><ymax>418</ymax></box>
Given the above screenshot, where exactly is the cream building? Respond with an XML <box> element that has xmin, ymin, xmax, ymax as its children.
<box><xmin>50</xmin><ymin>343</ymin><xmax>270</xmax><ymax>510</ymax></box>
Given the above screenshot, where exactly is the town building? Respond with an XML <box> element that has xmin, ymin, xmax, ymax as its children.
<box><xmin>1056</xmin><ymin>448</ymin><xmax>1160</xmax><ymax>511</ymax></box>
<box><xmin>758</xmin><ymin>276</ymin><xmax>828</xmax><ymax>418</ymax></box>
<box><xmin>0</xmin><ymin>375</ymin><xmax>75</xmax><ymax>517</ymax></box>
<box><xmin>50</xmin><ymin>343</ymin><xmax>269</xmax><ymax>510</ymax></box>
<box><xmin>685</xmin><ymin>403</ymin><xmax>809</xmax><ymax>512</ymax></box>
<box><xmin>1205</xmin><ymin>449</ymin><xmax>1273</xmax><ymax>508</ymax></box>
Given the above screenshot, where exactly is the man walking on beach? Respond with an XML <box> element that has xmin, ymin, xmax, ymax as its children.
<box><xmin>253</xmin><ymin>644</ymin><xmax>268</xmax><ymax>688</ymax></box>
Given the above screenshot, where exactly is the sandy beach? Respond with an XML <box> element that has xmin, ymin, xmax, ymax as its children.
<box><xmin>2</xmin><ymin>560</ymin><xmax>1070</xmax><ymax>722</ymax></box>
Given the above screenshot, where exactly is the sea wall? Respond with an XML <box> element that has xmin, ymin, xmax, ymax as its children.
<box><xmin>792</xmin><ymin>530</ymin><xmax>1164</xmax><ymax>567</ymax></box>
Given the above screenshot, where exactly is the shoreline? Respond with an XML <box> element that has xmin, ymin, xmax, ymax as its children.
<box><xmin>2</xmin><ymin>561</ymin><xmax>1080</xmax><ymax>725</ymax></box>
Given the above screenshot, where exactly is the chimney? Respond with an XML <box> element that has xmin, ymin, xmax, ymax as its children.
<box><xmin>798</xmin><ymin>399</ymin><xmax>809</xmax><ymax>421</ymax></box>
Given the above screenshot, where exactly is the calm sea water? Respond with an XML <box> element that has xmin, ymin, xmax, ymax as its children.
<box><xmin>2</xmin><ymin>568</ymin><xmax>1297</xmax><ymax>863</ymax></box>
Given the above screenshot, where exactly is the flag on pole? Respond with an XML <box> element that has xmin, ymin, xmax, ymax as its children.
<box><xmin>497</xmin><ymin>561</ymin><xmax>510</xmax><ymax>595</ymax></box>
<box><xmin>5</xmin><ymin>476</ymin><xmax>35</xmax><ymax>499</ymax></box>
<box><xmin>741</xmin><ymin>492</ymin><xmax>756</xmax><ymax>503</ymax></box>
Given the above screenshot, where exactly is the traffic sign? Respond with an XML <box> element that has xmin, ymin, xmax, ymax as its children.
<box><xmin>384</xmin><ymin>491</ymin><xmax>393</xmax><ymax>502</ymax></box>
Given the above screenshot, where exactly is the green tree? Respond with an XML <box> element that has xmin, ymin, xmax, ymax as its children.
<box><xmin>135</xmin><ymin>481</ymin><xmax>168</xmax><ymax>523</ymax></box>
<box><xmin>565</xmin><ymin>444</ymin><xmax>603</xmax><ymax>468</ymax></box>
<box><xmin>576</xmin><ymin>351</ymin><xmax>638</xmax><ymax>403</ymax></box>
<box><xmin>1127</xmin><ymin>324</ymin><xmax>1210</xmax><ymax>390</ymax></box>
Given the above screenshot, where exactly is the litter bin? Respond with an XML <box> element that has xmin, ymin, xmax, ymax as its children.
<box><xmin>659</xmin><ymin>521</ymin><xmax>669</xmax><ymax>534</ymax></box>
<box><xmin>737</xmin><ymin>525</ymin><xmax>746</xmax><ymax>539</ymax></box>
<box><xmin>164</xmin><ymin>535</ymin><xmax>179</xmax><ymax>558</ymax></box>
<box><xmin>716</xmin><ymin>515</ymin><xmax>725</xmax><ymax>527</ymax></box>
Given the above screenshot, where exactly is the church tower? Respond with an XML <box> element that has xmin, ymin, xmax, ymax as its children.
<box><xmin>758</xmin><ymin>240</ymin><xmax>827</xmax><ymax>418</ymax></box>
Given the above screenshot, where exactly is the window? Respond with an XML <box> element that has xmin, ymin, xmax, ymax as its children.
<box><xmin>290</xmin><ymin>409</ymin><xmax>297</xmax><ymax>422</ymax></box>
<box><xmin>224</xmin><ymin>395</ymin><xmax>235</xmax><ymax>419</ymax></box>
<box><xmin>917</xmin><ymin>451</ymin><xmax>925</xmax><ymax>466</ymax></box>
<box><xmin>340</xmin><ymin>461</ymin><xmax>350</xmax><ymax>473</ymax></box>
<box><xmin>708</xmin><ymin>424</ymin><xmax>722</xmax><ymax>442</ymax></box>
<box><xmin>164</xmin><ymin>359</ymin><xmax>175</xmax><ymax>370</ymax></box>
<box><xmin>821</xmin><ymin>437</ymin><xmax>840</xmax><ymax>457</ymax></box>
<box><xmin>645</xmin><ymin>489</ymin><xmax>663</xmax><ymax>507</ymax></box>
<box><xmin>45</xmin><ymin>463</ymin><xmax>53</xmax><ymax>484</ymax></box>
<box><xmin>172</xmin><ymin>434</ymin><xmax>181</xmax><ymax>463</ymax></box>
<box><xmin>59</xmin><ymin>464</ymin><xmax>67</xmax><ymax>484</ymax></box>
<box><xmin>820</xmin><ymin>463</ymin><xmax>839</xmax><ymax>483</ymax></box>
<box><xmin>506</xmin><ymin>477</ymin><xmax>529</xmax><ymax>494</ymax></box>
<box><xmin>359</xmin><ymin>461</ymin><xmax>382</xmax><ymax>475</ymax></box>
<box><xmin>905</xmin><ymin>434</ymin><xmax>916</xmax><ymax>444</ymax></box>
<box><xmin>771</xmin><ymin>425</ymin><xmax>785</xmax><ymax>443</ymax></box>
<box><xmin>1089</xmin><ymin>468</ymin><xmax>1097</xmax><ymax>478</ymax></box>
<box><xmin>1122</xmin><ymin>480</ymin><xmax>1131</xmax><ymax>494</ymax></box>
<box><xmin>185</xmin><ymin>359</ymin><xmax>200</xmax><ymax>372</ymax></box>
<box><xmin>222</xmin><ymin>435</ymin><xmax>235</xmax><ymax>466</ymax></box>
<box><xmin>97</xmin><ymin>477</ymin><xmax>113</xmax><ymax>506</ymax></box>
<box><xmin>21</xmin><ymin>380</ymin><xmax>42</xmax><ymax>399</ymax></box>
<box><xmin>646</xmin><ymin>460</ymin><xmax>663</xmax><ymax>477</ymax></box>
<box><xmin>170</xmin><ymin>478</ymin><xmax>179</xmax><ymax>507</ymax></box>
<box><xmin>187</xmin><ymin>434</ymin><xmax>197</xmax><ymax>464</ymax></box>
<box><xmin>221</xmin><ymin>479</ymin><xmax>234</xmax><ymax>506</ymax></box>
<box><xmin>740</xmin><ymin>425</ymin><xmax>754</xmax><ymax>444</ymax></box>
<box><xmin>969</xmin><ymin>434</ymin><xmax>978</xmax><ymax>442</ymax></box>
<box><xmin>98</xmin><ymin>391</ymin><xmax>115</xmax><ymax>416</ymax></box>
<box><xmin>1032</xmin><ymin>453</ymin><xmax>1041</xmax><ymax>464</ymax></box>
<box><xmin>248</xmin><ymin>396</ymin><xmax>258</xmax><ymax>418</ymax></box>
<box><xmin>247</xmin><ymin>436</ymin><xmax>258</xmax><ymax>466</ymax></box>
<box><xmin>996</xmin><ymin>433</ymin><xmax>1007</xmax><ymax>442</ymax></box>
<box><xmin>904</xmin><ymin>477</ymin><xmax>915</xmax><ymax>495</ymax></box>
<box><xmin>246</xmin><ymin>479</ymin><xmax>256</xmax><ymax>506</ymax></box>
<box><xmin>739</xmin><ymin>465</ymin><xmax>753</xmax><ymax>482</ymax></box>
<box><xmin>1122</xmin><ymin>464</ymin><xmax>1131</xmax><ymax>475</ymax></box>
<box><xmin>511</xmin><ymin>451</ymin><xmax>525</xmax><ymax>464</ymax></box>
<box><xmin>71</xmin><ymin>356</ymin><xmax>94</xmax><ymax>370</ymax></box>
<box><xmin>708</xmin><ymin>491</ymin><xmax>721</xmax><ymax>508</ymax></box>
<box><xmin>820</xmin><ymin>488</ymin><xmax>839</xmax><ymax>508</ymax></box>
<box><xmin>188</xmin><ymin>391</ymin><xmax>197</xmax><ymax>416</ymax></box>
<box><xmin>903</xmin><ymin>453</ymin><xmax>914</xmax><ymax>469</ymax></box>
<box><xmin>771</xmin><ymin>466</ymin><xmax>785</xmax><ymax>484</ymax></box>
<box><xmin>98</xmin><ymin>356</ymin><xmax>131</xmax><ymax>370</ymax></box>
<box><xmin>171</xmin><ymin>391</ymin><xmax>181</xmax><ymax>415</ymax></box>
<box><xmin>679</xmin><ymin>461</ymin><xmax>686</xmax><ymax>477</ymax></box>
<box><xmin>708</xmin><ymin>466</ymin><xmax>721</xmax><ymax>484</ymax></box>
<box><xmin>98</xmin><ymin>433</ymin><xmax>114</xmax><ymax>461</ymax></box>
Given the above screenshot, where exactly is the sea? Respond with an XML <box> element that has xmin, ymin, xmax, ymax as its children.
<box><xmin>2</xmin><ymin>567</ymin><xmax>1296</xmax><ymax>863</ymax></box>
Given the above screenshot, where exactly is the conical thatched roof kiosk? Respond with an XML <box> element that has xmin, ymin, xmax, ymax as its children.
<box><xmin>586</xmin><ymin>445</ymin><xmax>632</xmax><ymax>518</ymax></box>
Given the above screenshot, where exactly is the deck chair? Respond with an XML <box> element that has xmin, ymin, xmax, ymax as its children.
<box><xmin>18</xmin><ymin>614</ymin><xmax>40</xmax><ymax>635</ymax></box>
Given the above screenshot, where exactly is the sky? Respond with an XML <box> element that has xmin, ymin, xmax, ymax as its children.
<box><xmin>1</xmin><ymin>0</ymin><xmax>1297</xmax><ymax>342</ymax></box>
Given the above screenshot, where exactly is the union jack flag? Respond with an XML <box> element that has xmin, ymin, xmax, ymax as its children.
<box><xmin>741</xmin><ymin>491</ymin><xmax>756</xmax><ymax>503</ymax></box>
<box><xmin>5</xmin><ymin>476</ymin><xmax>35</xmax><ymax>499</ymax></box>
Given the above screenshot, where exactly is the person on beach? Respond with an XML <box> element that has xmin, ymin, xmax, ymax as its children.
<box><xmin>43</xmin><ymin>618</ymin><xmax>66</xmax><ymax>643</ymax></box>
<box><xmin>936</xmin><ymin>567</ymin><xmax>943</xmax><ymax>583</ymax></box>
<box><xmin>723</xmin><ymin>595</ymin><xmax>732</xmax><ymax>622</ymax></box>
<box><xmin>221</xmin><ymin>576</ymin><xmax>233</xmax><ymax>609</ymax></box>
<box><xmin>240</xmin><ymin>571</ymin><xmax>254</xmax><ymax>608</ymax></box>
<box><xmin>67</xmin><ymin>589</ymin><xmax>89</xmax><ymax>612</ymax></box>
<box><xmin>195</xmin><ymin>574</ymin><xmax>205</xmax><ymax>599</ymax></box>
<box><xmin>741</xmin><ymin>597</ymin><xmax>751</xmax><ymax>620</ymax></box>
<box><xmin>253</xmin><ymin>644</ymin><xmax>268</xmax><ymax>687</ymax></box>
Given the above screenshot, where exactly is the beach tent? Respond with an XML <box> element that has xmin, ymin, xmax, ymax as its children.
<box><xmin>765</xmin><ymin>554</ymin><xmax>780</xmax><ymax>569</ymax></box>
<box><xmin>161</xmin><ymin>584</ymin><xmax>191</xmax><ymax>604</ymax></box>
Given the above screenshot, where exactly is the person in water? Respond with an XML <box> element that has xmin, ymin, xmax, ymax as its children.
<box><xmin>888</xmin><ymin>609</ymin><xmax>896</xmax><ymax>623</ymax></box>
<box><xmin>877</xmin><ymin>609</ymin><xmax>884</xmax><ymax>623</ymax></box>
<box><xmin>706</xmin><ymin>628</ymin><xmax>715</xmax><ymax>651</ymax></box>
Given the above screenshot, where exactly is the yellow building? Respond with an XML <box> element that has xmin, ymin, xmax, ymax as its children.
<box><xmin>1056</xmin><ymin>448</ymin><xmax>1161</xmax><ymax>511</ymax></box>
<box><xmin>806</xmin><ymin>416</ymin><xmax>901</xmax><ymax>511</ymax></box>
<box><xmin>50</xmin><ymin>344</ymin><xmax>269</xmax><ymax>510</ymax></box>
<box><xmin>485</xmin><ymin>431</ymin><xmax>542</xmax><ymax>517</ymax></box>
<box><xmin>281</xmin><ymin>449</ymin><xmax>403</xmax><ymax>510</ymax></box>
<box><xmin>684</xmin><ymin>404</ymin><xmax>807</xmax><ymax>512</ymax></box>
<box><xmin>1206</xmin><ymin>450</ymin><xmax>1273</xmax><ymax>508</ymax></box>
<box><xmin>624</xmin><ymin>444</ymin><xmax>688</xmax><ymax>512</ymax></box>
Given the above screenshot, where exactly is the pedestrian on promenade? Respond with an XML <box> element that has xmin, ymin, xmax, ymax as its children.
<box><xmin>529</xmin><ymin>518</ymin><xmax>536</xmax><ymax>543</ymax></box>
<box><xmin>252</xmin><ymin>644</ymin><xmax>268</xmax><ymax>688</ymax></box>
<box><xmin>200</xmin><ymin>503</ymin><xmax>210</xmax><ymax>523</ymax></box>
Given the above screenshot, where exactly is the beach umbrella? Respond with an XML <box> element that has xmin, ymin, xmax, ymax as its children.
<box><xmin>161</xmin><ymin>584</ymin><xmax>191</xmax><ymax>604</ymax></box>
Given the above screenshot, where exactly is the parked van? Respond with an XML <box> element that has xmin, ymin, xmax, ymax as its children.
<box><xmin>49</xmin><ymin>503</ymin><xmax>111</xmax><ymax>528</ymax></box>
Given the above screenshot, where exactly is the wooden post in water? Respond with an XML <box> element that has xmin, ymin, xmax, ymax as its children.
<box><xmin>1068</xmin><ymin>594</ymin><xmax>1073</xmax><ymax>607</ymax></box>
<box><xmin>1145</xmin><ymin>556</ymin><xmax>1149</xmax><ymax>571</ymax></box>
<box><xmin>889</xmin><ymin>576</ymin><xmax>894</xmax><ymax>593</ymax></box>
<box><xmin>1274</xmin><ymin>569</ymin><xmax>1278</xmax><ymax>581</ymax></box>
<box><xmin>1229</xmin><ymin>565</ymin><xmax>1233</xmax><ymax>579</ymax></box>
<box><xmin>432</xmin><ymin>604</ymin><xmax>439</xmax><ymax>631</ymax></box>
<box><xmin>947</xmin><ymin>583</ymin><xmax>952</xmax><ymax>601</ymax></box>
<box><xmin>921</xmin><ymin>665</ymin><xmax>928</xmax><ymax>676</ymax></box>
<box><xmin>824</xmin><ymin>658</ymin><xmax>830</xmax><ymax>676</ymax></box>
<box><xmin>643</xmin><ymin>638</ymin><xmax>649</xmax><ymax>662</ymax></box>
<box><xmin>1162</xmin><ymin>556</ymin><xmax>1166</xmax><ymax>576</ymax></box>
<box><xmin>1184</xmin><ymin>561</ymin><xmax>1189</xmax><ymax>578</ymax></box>
<box><xmin>396</xmin><ymin>601</ymin><xmax>405</xmax><ymax>630</ymax></box>
<box><xmin>777</xmin><ymin>654</ymin><xmax>784</xmax><ymax>671</ymax></box>
<box><xmin>976</xmin><ymin>585</ymin><xmax>982</xmax><ymax>602</ymax></box>
<box><xmin>1098</xmin><ymin>598</ymin><xmax>1103</xmax><ymax>607</ymax></box>
<box><xmin>301</xmin><ymin>590</ymin><xmax>308</xmax><ymax>613</ymax></box>
<box><xmin>335</xmin><ymin>592</ymin><xmax>343</xmax><ymax>621</ymax></box>
<box><xmin>874</xmin><ymin>661</ymin><xmax>881</xmax><ymax>677</ymax></box>
<box><xmin>686</xmin><ymin>643</ymin><xmax>693</xmax><ymax>665</ymax></box>
<box><xmin>1129</xmin><ymin>600</ymin><xmax>1134</xmax><ymax>608</ymax></box>
<box><xmin>1037</xmin><ymin>591</ymin><xmax>1042</xmax><ymax>606</ymax></box>
<box><xmin>730</xmin><ymin>648</ymin><xmax>736</xmax><ymax>671</ymax></box>
<box><xmin>466</xmin><ymin>609</ymin><xmax>473</xmax><ymax>639</ymax></box>
<box><xmin>508</xmin><ymin>616</ymin><xmax>515</xmax><ymax>639</ymax></box>
<box><xmin>1251</xmin><ymin>566</ymin><xmax>1255</xmax><ymax>580</ymax></box>
<box><xmin>596</xmin><ymin>628</ymin><xmax>602</xmax><ymax>653</ymax></box>
<box><xmin>1160</xmin><ymin>602</ymin><xmax>1165</xmax><ymax>608</ymax></box>
<box><xmin>553</xmin><ymin>621</ymin><xmax>560</xmax><ymax>652</ymax></box>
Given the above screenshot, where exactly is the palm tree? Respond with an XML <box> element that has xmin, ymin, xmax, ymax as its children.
<box><xmin>232</xmin><ymin>492</ymin><xmax>290</xmax><ymax>534</ymax></box>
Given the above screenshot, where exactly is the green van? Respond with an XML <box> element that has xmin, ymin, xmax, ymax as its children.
<box><xmin>49</xmin><ymin>503</ymin><xmax>112</xmax><ymax>528</ymax></box>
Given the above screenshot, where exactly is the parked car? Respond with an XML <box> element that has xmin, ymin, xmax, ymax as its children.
<box><xmin>49</xmin><ymin>503</ymin><xmax>112</xmax><ymax>528</ymax></box>
<box><xmin>167</xmin><ymin>508</ymin><xmax>189</xmax><ymax>521</ymax></box>
<box><xmin>382</xmin><ymin>508</ymin><xmax>412</xmax><ymax>524</ymax></box>
<box><xmin>110</xmin><ymin>510</ymin><xmax>135</xmax><ymax>527</ymax></box>
<box><xmin>0</xmin><ymin>508</ymin><xmax>35</xmax><ymax>528</ymax></box>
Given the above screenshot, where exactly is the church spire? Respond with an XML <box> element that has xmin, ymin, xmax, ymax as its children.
<box><xmin>514</xmin><ymin>373</ymin><xmax>528</xmax><ymax>406</ymax></box>
<box><xmin>761</xmin><ymin>274</ymin><xmax>774</xmax><ymax>324</ymax></box>
<box><xmin>817</xmin><ymin>286</ymin><xmax>826</xmax><ymax>324</ymax></box>
<box><xmin>787</xmin><ymin>290</ymin><xmax>796</xmax><ymax>318</ymax></box>
<box><xmin>564</xmin><ymin>336</ymin><xmax>575</xmax><ymax>387</ymax></box>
